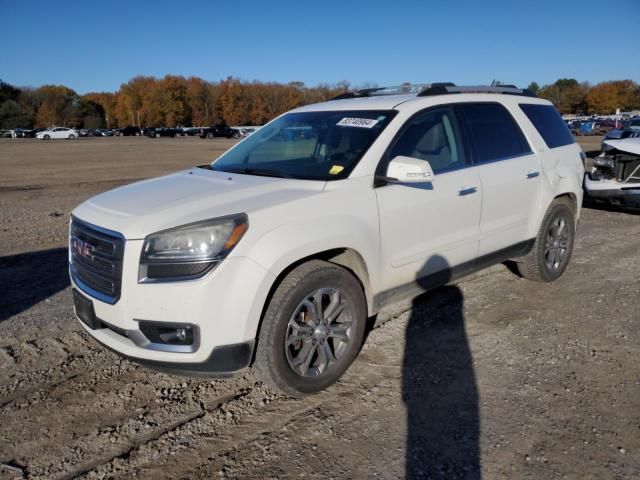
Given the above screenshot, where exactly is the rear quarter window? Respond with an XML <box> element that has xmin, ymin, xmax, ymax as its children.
<box><xmin>519</xmin><ymin>104</ymin><xmax>574</xmax><ymax>148</ymax></box>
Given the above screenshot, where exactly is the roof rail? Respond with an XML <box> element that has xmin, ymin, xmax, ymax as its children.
<box><xmin>418</xmin><ymin>84</ymin><xmax>537</xmax><ymax>98</ymax></box>
<box><xmin>330</xmin><ymin>83</ymin><xmax>456</xmax><ymax>101</ymax></box>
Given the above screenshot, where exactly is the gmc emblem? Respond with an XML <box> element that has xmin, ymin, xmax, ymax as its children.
<box><xmin>72</xmin><ymin>238</ymin><xmax>93</xmax><ymax>259</ymax></box>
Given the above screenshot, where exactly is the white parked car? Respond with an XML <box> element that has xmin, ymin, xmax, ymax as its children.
<box><xmin>70</xmin><ymin>84</ymin><xmax>584</xmax><ymax>396</ymax></box>
<box><xmin>585</xmin><ymin>137</ymin><xmax>640</xmax><ymax>208</ymax></box>
<box><xmin>36</xmin><ymin>127</ymin><xmax>79</xmax><ymax>140</ymax></box>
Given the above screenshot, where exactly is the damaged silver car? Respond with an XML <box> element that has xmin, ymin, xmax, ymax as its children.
<box><xmin>584</xmin><ymin>138</ymin><xmax>640</xmax><ymax>208</ymax></box>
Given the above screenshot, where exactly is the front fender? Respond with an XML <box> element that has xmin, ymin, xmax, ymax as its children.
<box><xmin>247</xmin><ymin>214</ymin><xmax>380</xmax><ymax>285</ymax></box>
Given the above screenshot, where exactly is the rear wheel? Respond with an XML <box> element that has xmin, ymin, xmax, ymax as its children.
<box><xmin>155</xmin><ymin>132</ymin><xmax>160</xmax><ymax>138</ymax></box>
<box><xmin>206</xmin><ymin>132</ymin><xmax>214</xmax><ymax>139</ymax></box>
<box><xmin>255</xmin><ymin>260</ymin><xmax>367</xmax><ymax>397</ymax></box>
<box><xmin>68</xmin><ymin>134</ymin><xmax>75</xmax><ymax>140</ymax></box>
<box><xmin>515</xmin><ymin>198</ymin><xmax>576</xmax><ymax>282</ymax></box>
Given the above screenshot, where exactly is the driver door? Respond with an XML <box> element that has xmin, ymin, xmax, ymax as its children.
<box><xmin>375</xmin><ymin>106</ymin><xmax>482</xmax><ymax>292</ymax></box>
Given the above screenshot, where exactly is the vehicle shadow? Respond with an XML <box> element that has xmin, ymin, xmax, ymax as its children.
<box><xmin>403</xmin><ymin>255</ymin><xmax>480</xmax><ymax>479</ymax></box>
<box><xmin>0</xmin><ymin>248</ymin><xmax>70</xmax><ymax>322</ymax></box>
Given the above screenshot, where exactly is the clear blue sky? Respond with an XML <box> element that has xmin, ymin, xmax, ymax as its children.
<box><xmin>2</xmin><ymin>0</ymin><xmax>638</xmax><ymax>94</ymax></box>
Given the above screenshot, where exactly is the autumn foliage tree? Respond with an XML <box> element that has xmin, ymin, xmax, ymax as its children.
<box><xmin>538</xmin><ymin>79</ymin><xmax>589</xmax><ymax>114</ymax></box>
<box><xmin>585</xmin><ymin>80</ymin><xmax>640</xmax><ymax>114</ymax></box>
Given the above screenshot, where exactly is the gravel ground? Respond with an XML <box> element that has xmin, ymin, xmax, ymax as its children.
<box><xmin>0</xmin><ymin>136</ymin><xmax>638</xmax><ymax>479</ymax></box>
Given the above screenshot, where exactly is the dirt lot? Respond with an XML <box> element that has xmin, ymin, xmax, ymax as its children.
<box><xmin>1</xmin><ymin>136</ymin><xmax>639</xmax><ymax>479</ymax></box>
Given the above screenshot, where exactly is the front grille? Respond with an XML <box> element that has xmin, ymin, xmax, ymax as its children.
<box><xmin>70</xmin><ymin>217</ymin><xmax>124</xmax><ymax>304</ymax></box>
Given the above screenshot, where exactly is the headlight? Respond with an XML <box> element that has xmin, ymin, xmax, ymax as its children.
<box><xmin>139</xmin><ymin>213</ymin><xmax>248</xmax><ymax>282</ymax></box>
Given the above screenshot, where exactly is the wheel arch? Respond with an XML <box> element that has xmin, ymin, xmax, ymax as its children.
<box><xmin>553</xmin><ymin>191</ymin><xmax>579</xmax><ymax>221</ymax></box>
<box><xmin>248</xmin><ymin>247</ymin><xmax>373</xmax><ymax>367</ymax></box>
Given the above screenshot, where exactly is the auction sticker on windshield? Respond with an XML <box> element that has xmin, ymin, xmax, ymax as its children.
<box><xmin>336</xmin><ymin>117</ymin><xmax>379</xmax><ymax>128</ymax></box>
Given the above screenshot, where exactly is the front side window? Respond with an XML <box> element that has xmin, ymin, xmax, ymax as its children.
<box><xmin>211</xmin><ymin>110</ymin><xmax>397</xmax><ymax>180</ymax></box>
<box><xmin>458</xmin><ymin>103</ymin><xmax>531</xmax><ymax>163</ymax></box>
<box><xmin>519</xmin><ymin>104</ymin><xmax>574</xmax><ymax>148</ymax></box>
<box><xmin>386</xmin><ymin>106</ymin><xmax>466</xmax><ymax>174</ymax></box>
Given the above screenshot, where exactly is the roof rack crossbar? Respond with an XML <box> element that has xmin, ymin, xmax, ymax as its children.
<box><xmin>418</xmin><ymin>85</ymin><xmax>537</xmax><ymax>98</ymax></box>
<box><xmin>330</xmin><ymin>83</ymin><xmax>456</xmax><ymax>101</ymax></box>
<box><xmin>330</xmin><ymin>83</ymin><xmax>536</xmax><ymax>101</ymax></box>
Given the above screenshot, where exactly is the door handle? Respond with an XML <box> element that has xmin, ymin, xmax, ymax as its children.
<box><xmin>458</xmin><ymin>186</ymin><xmax>478</xmax><ymax>196</ymax></box>
<box><xmin>526</xmin><ymin>171</ymin><xmax>540</xmax><ymax>179</ymax></box>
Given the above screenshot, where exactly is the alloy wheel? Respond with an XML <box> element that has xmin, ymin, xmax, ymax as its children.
<box><xmin>285</xmin><ymin>288</ymin><xmax>353</xmax><ymax>377</ymax></box>
<box><xmin>544</xmin><ymin>216</ymin><xmax>570</xmax><ymax>270</ymax></box>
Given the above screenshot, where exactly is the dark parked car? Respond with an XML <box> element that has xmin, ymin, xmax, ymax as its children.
<box><xmin>143</xmin><ymin>127</ymin><xmax>177</xmax><ymax>138</ymax></box>
<box><xmin>179</xmin><ymin>127</ymin><xmax>200</xmax><ymax>136</ymax></box>
<box><xmin>199</xmin><ymin>124</ymin><xmax>240</xmax><ymax>139</ymax></box>
<box><xmin>118</xmin><ymin>126</ymin><xmax>141</xmax><ymax>136</ymax></box>
<box><xmin>14</xmin><ymin>128</ymin><xmax>41</xmax><ymax>138</ymax></box>
<box><xmin>94</xmin><ymin>129</ymin><xmax>115</xmax><ymax>137</ymax></box>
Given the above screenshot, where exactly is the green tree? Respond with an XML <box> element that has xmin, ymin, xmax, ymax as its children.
<box><xmin>538</xmin><ymin>79</ymin><xmax>588</xmax><ymax>114</ymax></box>
<box><xmin>0</xmin><ymin>79</ymin><xmax>20</xmax><ymax>104</ymax></box>
<box><xmin>0</xmin><ymin>100</ymin><xmax>29</xmax><ymax>128</ymax></box>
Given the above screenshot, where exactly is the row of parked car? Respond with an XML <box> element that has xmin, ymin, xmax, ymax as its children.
<box><xmin>566</xmin><ymin>118</ymin><xmax>618</xmax><ymax>136</ymax></box>
<box><xmin>564</xmin><ymin>116</ymin><xmax>640</xmax><ymax>137</ymax></box>
<box><xmin>3</xmin><ymin>125</ymin><xmax>259</xmax><ymax>140</ymax></box>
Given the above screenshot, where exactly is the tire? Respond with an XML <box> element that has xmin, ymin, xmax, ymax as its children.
<box><xmin>68</xmin><ymin>134</ymin><xmax>75</xmax><ymax>140</ymax></box>
<box><xmin>44</xmin><ymin>134</ymin><xmax>50</xmax><ymax>140</ymax></box>
<box><xmin>135</xmin><ymin>132</ymin><xmax>140</xmax><ymax>136</ymax></box>
<box><xmin>254</xmin><ymin>260</ymin><xmax>367</xmax><ymax>397</ymax></box>
<box><xmin>155</xmin><ymin>133</ymin><xmax>160</xmax><ymax>138</ymax></box>
<box><xmin>515</xmin><ymin>198</ymin><xmax>576</xmax><ymax>282</ymax></box>
<box><xmin>206</xmin><ymin>132</ymin><xmax>214</xmax><ymax>139</ymax></box>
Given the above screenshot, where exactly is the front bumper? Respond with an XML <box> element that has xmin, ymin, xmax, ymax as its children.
<box><xmin>71</xmin><ymin>239</ymin><xmax>275</xmax><ymax>374</ymax></box>
<box><xmin>584</xmin><ymin>176</ymin><xmax>640</xmax><ymax>208</ymax></box>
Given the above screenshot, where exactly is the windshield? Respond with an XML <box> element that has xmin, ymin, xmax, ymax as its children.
<box><xmin>210</xmin><ymin>110</ymin><xmax>397</xmax><ymax>180</ymax></box>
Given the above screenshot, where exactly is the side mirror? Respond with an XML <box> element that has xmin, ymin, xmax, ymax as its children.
<box><xmin>379</xmin><ymin>155</ymin><xmax>435</xmax><ymax>184</ymax></box>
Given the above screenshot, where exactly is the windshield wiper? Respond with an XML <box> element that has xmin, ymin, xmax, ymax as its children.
<box><xmin>221</xmin><ymin>167</ymin><xmax>294</xmax><ymax>179</ymax></box>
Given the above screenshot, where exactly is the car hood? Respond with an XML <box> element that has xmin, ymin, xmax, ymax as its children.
<box><xmin>73</xmin><ymin>167</ymin><xmax>327</xmax><ymax>239</ymax></box>
<box><xmin>603</xmin><ymin>137</ymin><xmax>640</xmax><ymax>156</ymax></box>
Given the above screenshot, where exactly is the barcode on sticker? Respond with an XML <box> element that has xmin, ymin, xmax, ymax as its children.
<box><xmin>336</xmin><ymin>118</ymin><xmax>379</xmax><ymax>128</ymax></box>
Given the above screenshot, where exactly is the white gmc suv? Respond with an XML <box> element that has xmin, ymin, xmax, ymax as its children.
<box><xmin>70</xmin><ymin>84</ymin><xmax>584</xmax><ymax>396</ymax></box>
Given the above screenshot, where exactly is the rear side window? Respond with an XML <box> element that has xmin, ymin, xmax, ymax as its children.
<box><xmin>520</xmin><ymin>104</ymin><xmax>574</xmax><ymax>148</ymax></box>
<box><xmin>458</xmin><ymin>103</ymin><xmax>531</xmax><ymax>163</ymax></box>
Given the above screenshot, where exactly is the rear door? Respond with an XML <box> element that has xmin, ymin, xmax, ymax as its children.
<box><xmin>375</xmin><ymin>105</ymin><xmax>482</xmax><ymax>291</ymax></box>
<box><xmin>457</xmin><ymin>102</ymin><xmax>541</xmax><ymax>256</ymax></box>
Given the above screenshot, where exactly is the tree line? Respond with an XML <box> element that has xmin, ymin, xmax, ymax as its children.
<box><xmin>0</xmin><ymin>76</ymin><xmax>349</xmax><ymax>130</ymax></box>
<box><xmin>1</xmin><ymin>76</ymin><xmax>639</xmax><ymax>130</ymax></box>
<box><xmin>528</xmin><ymin>79</ymin><xmax>640</xmax><ymax>116</ymax></box>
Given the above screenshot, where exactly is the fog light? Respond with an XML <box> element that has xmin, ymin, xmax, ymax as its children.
<box><xmin>139</xmin><ymin>321</ymin><xmax>197</xmax><ymax>347</ymax></box>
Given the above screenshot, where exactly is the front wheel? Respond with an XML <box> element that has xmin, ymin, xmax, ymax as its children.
<box><xmin>155</xmin><ymin>133</ymin><xmax>160</xmax><ymax>138</ymax></box>
<box><xmin>44</xmin><ymin>134</ymin><xmax>50</xmax><ymax>140</ymax></box>
<box><xmin>515</xmin><ymin>198</ymin><xmax>576</xmax><ymax>282</ymax></box>
<box><xmin>254</xmin><ymin>260</ymin><xmax>367</xmax><ymax>397</ymax></box>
